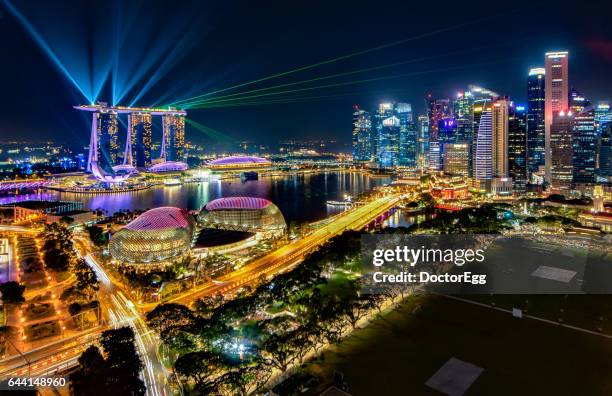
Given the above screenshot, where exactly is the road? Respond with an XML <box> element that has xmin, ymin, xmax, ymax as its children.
<box><xmin>0</xmin><ymin>193</ymin><xmax>402</xmax><ymax>393</ymax></box>
<box><xmin>0</xmin><ymin>327</ymin><xmax>102</xmax><ymax>377</ymax></box>
<box><xmin>165</xmin><ymin>194</ymin><xmax>403</xmax><ymax>307</ymax></box>
<box><xmin>82</xmin><ymin>248</ymin><xmax>171</xmax><ymax>396</ymax></box>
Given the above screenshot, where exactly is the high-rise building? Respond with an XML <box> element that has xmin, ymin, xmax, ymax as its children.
<box><xmin>572</xmin><ymin>109</ymin><xmax>596</xmax><ymax>185</ymax></box>
<box><xmin>416</xmin><ymin>115</ymin><xmax>430</xmax><ymax>169</ymax></box>
<box><xmin>527</xmin><ymin>67</ymin><xmax>545</xmax><ymax>176</ymax></box>
<box><xmin>454</xmin><ymin>91</ymin><xmax>474</xmax><ymax>143</ymax></box>
<box><xmin>372</xmin><ymin>103</ymin><xmax>394</xmax><ymax>164</ymax></box>
<box><xmin>491</xmin><ymin>99</ymin><xmax>509</xmax><ymax>178</ymax></box>
<box><xmin>550</xmin><ymin>110</ymin><xmax>574</xmax><ymax>195</ymax></box>
<box><xmin>599</xmin><ymin>123</ymin><xmax>612</xmax><ymax>179</ymax></box>
<box><xmin>397</xmin><ymin>103</ymin><xmax>417</xmax><ymax>167</ymax></box>
<box><xmin>428</xmin><ymin>141</ymin><xmax>442</xmax><ymax>171</ymax></box>
<box><xmin>544</xmin><ymin>51</ymin><xmax>569</xmax><ymax>182</ymax></box>
<box><xmin>508</xmin><ymin>104</ymin><xmax>528</xmax><ymax>193</ymax></box>
<box><xmin>443</xmin><ymin>143</ymin><xmax>469</xmax><ymax>176</ymax></box>
<box><xmin>351</xmin><ymin>105</ymin><xmax>372</xmax><ymax>163</ymax></box>
<box><xmin>95</xmin><ymin>109</ymin><xmax>119</xmax><ymax>170</ymax></box>
<box><xmin>474</xmin><ymin>110</ymin><xmax>493</xmax><ymax>180</ymax></box>
<box><xmin>162</xmin><ymin>113</ymin><xmax>186</xmax><ymax>161</ymax></box>
<box><xmin>426</xmin><ymin>95</ymin><xmax>451</xmax><ymax>142</ymax></box>
<box><xmin>595</xmin><ymin>101</ymin><xmax>611</xmax><ymax>136</ymax></box>
<box><xmin>129</xmin><ymin>112</ymin><xmax>152</xmax><ymax>168</ymax></box>
<box><xmin>378</xmin><ymin>114</ymin><xmax>400</xmax><ymax>168</ymax></box>
<box><xmin>569</xmin><ymin>88</ymin><xmax>590</xmax><ymax>114</ymax></box>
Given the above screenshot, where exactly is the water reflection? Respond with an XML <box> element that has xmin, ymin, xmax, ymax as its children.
<box><xmin>42</xmin><ymin>171</ymin><xmax>391</xmax><ymax>222</ymax></box>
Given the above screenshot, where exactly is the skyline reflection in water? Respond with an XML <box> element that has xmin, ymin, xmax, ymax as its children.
<box><xmin>20</xmin><ymin>171</ymin><xmax>393</xmax><ymax>222</ymax></box>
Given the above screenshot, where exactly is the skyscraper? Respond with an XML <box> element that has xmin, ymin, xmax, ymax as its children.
<box><xmin>416</xmin><ymin>115</ymin><xmax>430</xmax><ymax>169</ymax></box>
<box><xmin>491</xmin><ymin>99</ymin><xmax>509</xmax><ymax>178</ymax></box>
<box><xmin>550</xmin><ymin>110</ymin><xmax>574</xmax><ymax>195</ymax></box>
<box><xmin>474</xmin><ymin>110</ymin><xmax>493</xmax><ymax>180</ymax></box>
<box><xmin>96</xmin><ymin>109</ymin><xmax>119</xmax><ymax>170</ymax></box>
<box><xmin>372</xmin><ymin>103</ymin><xmax>394</xmax><ymax>165</ymax></box>
<box><xmin>129</xmin><ymin>112</ymin><xmax>152</xmax><ymax>168</ymax></box>
<box><xmin>454</xmin><ymin>91</ymin><xmax>474</xmax><ymax>143</ymax></box>
<box><xmin>443</xmin><ymin>143</ymin><xmax>469</xmax><ymax>176</ymax></box>
<box><xmin>397</xmin><ymin>103</ymin><xmax>417</xmax><ymax>167</ymax></box>
<box><xmin>508</xmin><ymin>104</ymin><xmax>528</xmax><ymax>193</ymax></box>
<box><xmin>527</xmin><ymin>67</ymin><xmax>545</xmax><ymax>177</ymax></box>
<box><xmin>426</xmin><ymin>95</ymin><xmax>452</xmax><ymax>142</ymax></box>
<box><xmin>569</xmin><ymin>88</ymin><xmax>590</xmax><ymax>114</ymax></box>
<box><xmin>162</xmin><ymin>113</ymin><xmax>186</xmax><ymax>162</ymax></box>
<box><xmin>599</xmin><ymin>123</ymin><xmax>612</xmax><ymax>179</ymax></box>
<box><xmin>351</xmin><ymin>105</ymin><xmax>372</xmax><ymax>163</ymax></box>
<box><xmin>572</xmin><ymin>109</ymin><xmax>596</xmax><ymax>185</ymax></box>
<box><xmin>544</xmin><ymin>51</ymin><xmax>569</xmax><ymax>182</ymax></box>
<box><xmin>378</xmin><ymin>114</ymin><xmax>400</xmax><ymax>168</ymax></box>
<box><xmin>595</xmin><ymin>101</ymin><xmax>611</xmax><ymax>136</ymax></box>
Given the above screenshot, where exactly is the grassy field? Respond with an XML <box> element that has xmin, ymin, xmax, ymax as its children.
<box><xmin>306</xmin><ymin>295</ymin><xmax>612</xmax><ymax>396</ymax></box>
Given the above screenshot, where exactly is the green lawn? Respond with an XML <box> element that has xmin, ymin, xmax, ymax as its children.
<box><xmin>306</xmin><ymin>295</ymin><xmax>612</xmax><ymax>396</ymax></box>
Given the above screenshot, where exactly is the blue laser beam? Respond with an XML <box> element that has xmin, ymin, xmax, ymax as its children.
<box><xmin>3</xmin><ymin>0</ymin><xmax>93</xmax><ymax>102</ymax></box>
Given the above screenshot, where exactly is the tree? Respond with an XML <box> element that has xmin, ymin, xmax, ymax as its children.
<box><xmin>288</xmin><ymin>328</ymin><xmax>314</xmax><ymax>364</ymax></box>
<box><xmin>146</xmin><ymin>303</ymin><xmax>195</xmax><ymax>334</ymax></box>
<box><xmin>42</xmin><ymin>223</ymin><xmax>74</xmax><ymax>272</ymax></box>
<box><xmin>0</xmin><ymin>281</ymin><xmax>25</xmax><ymax>304</ymax></box>
<box><xmin>416</xmin><ymin>192</ymin><xmax>436</xmax><ymax>209</ymax></box>
<box><xmin>343</xmin><ymin>296</ymin><xmax>374</xmax><ymax>329</ymax></box>
<box><xmin>100</xmin><ymin>327</ymin><xmax>145</xmax><ymax>395</ymax></box>
<box><xmin>175</xmin><ymin>350</ymin><xmax>226</xmax><ymax>391</ymax></box>
<box><xmin>72</xmin><ymin>258</ymin><xmax>99</xmax><ymax>301</ymax></box>
<box><xmin>219</xmin><ymin>364</ymin><xmax>272</xmax><ymax>396</ymax></box>
<box><xmin>261</xmin><ymin>332</ymin><xmax>298</xmax><ymax>373</ymax></box>
<box><xmin>86</xmin><ymin>225</ymin><xmax>107</xmax><ymax>247</ymax></box>
<box><xmin>69</xmin><ymin>346</ymin><xmax>106</xmax><ymax>396</ymax></box>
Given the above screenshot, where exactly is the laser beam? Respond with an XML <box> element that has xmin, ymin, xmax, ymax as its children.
<box><xmin>169</xmin><ymin>8</ymin><xmax>522</xmax><ymax>107</ymax></box>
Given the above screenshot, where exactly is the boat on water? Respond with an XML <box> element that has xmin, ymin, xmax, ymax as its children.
<box><xmin>163</xmin><ymin>178</ymin><xmax>182</xmax><ymax>186</ymax></box>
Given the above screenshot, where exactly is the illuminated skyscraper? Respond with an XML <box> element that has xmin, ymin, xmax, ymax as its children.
<box><xmin>474</xmin><ymin>110</ymin><xmax>493</xmax><ymax>180</ymax></box>
<box><xmin>416</xmin><ymin>115</ymin><xmax>430</xmax><ymax>169</ymax></box>
<box><xmin>443</xmin><ymin>143</ymin><xmax>469</xmax><ymax>176</ymax></box>
<box><xmin>128</xmin><ymin>112</ymin><xmax>152</xmax><ymax>168</ymax></box>
<box><xmin>527</xmin><ymin>67</ymin><xmax>545</xmax><ymax>176</ymax></box>
<box><xmin>428</xmin><ymin>141</ymin><xmax>442</xmax><ymax>171</ymax></box>
<box><xmin>162</xmin><ymin>113</ymin><xmax>186</xmax><ymax>161</ymax></box>
<box><xmin>509</xmin><ymin>104</ymin><xmax>528</xmax><ymax>193</ymax></box>
<box><xmin>94</xmin><ymin>109</ymin><xmax>119</xmax><ymax>171</ymax></box>
<box><xmin>550</xmin><ymin>110</ymin><xmax>574</xmax><ymax>195</ymax></box>
<box><xmin>454</xmin><ymin>91</ymin><xmax>474</xmax><ymax>143</ymax></box>
<box><xmin>378</xmin><ymin>114</ymin><xmax>400</xmax><ymax>168</ymax></box>
<box><xmin>491</xmin><ymin>99</ymin><xmax>509</xmax><ymax>178</ymax></box>
<box><xmin>595</xmin><ymin>101</ymin><xmax>611</xmax><ymax>136</ymax></box>
<box><xmin>372</xmin><ymin>103</ymin><xmax>394</xmax><ymax>164</ymax></box>
<box><xmin>426</xmin><ymin>95</ymin><xmax>451</xmax><ymax>142</ymax></box>
<box><xmin>569</xmin><ymin>88</ymin><xmax>590</xmax><ymax>114</ymax></box>
<box><xmin>544</xmin><ymin>51</ymin><xmax>569</xmax><ymax>182</ymax></box>
<box><xmin>572</xmin><ymin>109</ymin><xmax>596</xmax><ymax>185</ymax></box>
<box><xmin>397</xmin><ymin>103</ymin><xmax>417</xmax><ymax>167</ymax></box>
<box><xmin>351</xmin><ymin>105</ymin><xmax>372</xmax><ymax>163</ymax></box>
<box><xmin>599</xmin><ymin>124</ymin><xmax>612</xmax><ymax>179</ymax></box>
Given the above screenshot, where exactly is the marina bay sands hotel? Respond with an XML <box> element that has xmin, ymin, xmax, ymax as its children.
<box><xmin>74</xmin><ymin>103</ymin><xmax>187</xmax><ymax>177</ymax></box>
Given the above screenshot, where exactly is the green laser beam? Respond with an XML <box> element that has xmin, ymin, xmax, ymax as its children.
<box><xmin>168</xmin><ymin>9</ymin><xmax>521</xmax><ymax>107</ymax></box>
<box><xmin>186</xmin><ymin>58</ymin><xmax>518</xmax><ymax>109</ymax></box>
<box><xmin>186</xmin><ymin>119</ymin><xmax>237</xmax><ymax>143</ymax></box>
<box><xmin>177</xmin><ymin>42</ymin><xmax>514</xmax><ymax>108</ymax></box>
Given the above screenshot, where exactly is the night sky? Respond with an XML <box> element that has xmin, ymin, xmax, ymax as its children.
<box><xmin>1</xmin><ymin>0</ymin><xmax>611</xmax><ymax>149</ymax></box>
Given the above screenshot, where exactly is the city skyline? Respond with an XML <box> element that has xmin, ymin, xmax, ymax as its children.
<box><xmin>1</xmin><ymin>2</ymin><xmax>612</xmax><ymax>394</ymax></box>
<box><xmin>1</xmin><ymin>0</ymin><xmax>612</xmax><ymax>146</ymax></box>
